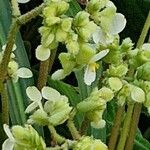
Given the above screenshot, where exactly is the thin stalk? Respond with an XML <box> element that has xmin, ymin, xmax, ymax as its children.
<box><xmin>11</xmin><ymin>0</ymin><xmax>21</xmax><ymax>17</ymax></box>
<box><xmin>136</xmin><ymin>11</ymin><xmax>150</xmax><ymax>48</ymax></box>
<box><xmin>37</xmin><ymin>59</ymin><xmax>50</xmax><ymax>90</ymax></box>
<box><xmin>125</xmin><ymin>103</ymin><xmax>142</xmax><ymax>150</ymax></box>
<box><xmin>108</xmin><ymin>104</ymin><xmax>125</xmax><ymax>150</ymax></box>
<box><xmin>48</xmin><ymin>125</ymin><xmax>65</xmax><ymax>144</ymax></box>
<box><xmin>67</xmin><ymin>109</ymin><xmax>81</xmax><ymax>140</ymax></box>
<box><xmin>116</xmin><ymin>103</ymin><xmax>134</xmax><ymax>150</ymax></box>
<box><xmin>80</xmin><ymin>116</ymin><xmax>90</xmax><ymax>135</ymax></box>
<box><xmin>0</xmin><ymin>82</ymin><xmax>9</xmax><ymax>124</ymax></box>
<box><xmin>125</xmin><ymin>11</ymin><xmax>150</xmax><ymax>150</ymax></box>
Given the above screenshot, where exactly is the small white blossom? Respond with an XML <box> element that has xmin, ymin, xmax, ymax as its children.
<box><xmin>17</xmin><ymin>0</ymin><xmax>30</xmax><ymax>3</ymax></box>
<box><xmin>2</xmin><ymin>124</ymin><xmax>15</xmax><ymax>150</ymax></box>
<box><xmin>84</xmin><ymin>49</ymin><xmax>109</xmax><ymax>85</ymax></box>
<box><xmin>93</xmin><ymin>13</ymin><xmax>126</xmax><ymax>45</ymax></box>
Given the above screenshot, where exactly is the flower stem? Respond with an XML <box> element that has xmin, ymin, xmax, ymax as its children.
<box><xmin>67</xmin><ymin>109</ymin><xmax>81</xmax><ymax>140</ymax></box>
<box><xmin>116</xmin><ymin>102</ymin><xmax>134</xmax><ymax>150</ymax></box>
<box><xmin>48</xmin><ymin>125</ymin><xmax>65</xmax><ymax>144</ymax></box>
<box><xmin>136</xmin><ymin>11</ymin><xmax>150</xmax><ymax>48</ymax></box>
<box><xmin>108</xmin><ymin>104</ymin><xmax>125</xmax><ymax>150</ymax></box>
<box><xmin>37</xmin><ymin>59</ymin><xmax>50</xmax><ymax>90</ymax></box>
<box><xmin>0</xmin><ymin>82</ymin><xmax>9</xmax><ymax>124</ymax></box>
<box><xmin>125</xmin><ymin>103</ymin><xmax>142</xmax><ymax>150</ymax></box>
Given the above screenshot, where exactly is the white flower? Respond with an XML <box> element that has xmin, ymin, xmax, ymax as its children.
<box><xmin>2</xmin><ymin>124</ymin><xmax>15</xmax><ymax>150</ymax></box>
<box><xmin>25</xmin><ymin>86</ymin><xmax>43</xmax><ymax>113</ymax></box>
<box><xmin>93</xmin><ymin>13</ymin><xmax>126</xmax><ymax>45</ymax></box>
<box><xmin>84</xmin><ymin>49</ymin><xmax>109</xmax><ymax>85</ymax></box>
<box><xmin>17</xmin><ymin>0</ymin><xmax>30</xmax><ymax>3</ymax></box>
<box><xmin>35</xmin><ymin>45</ymin><xmax>51</xmax><ymax>61</ymax></box>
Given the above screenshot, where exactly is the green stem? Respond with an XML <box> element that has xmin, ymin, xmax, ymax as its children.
<box><xmin>11</xmin><ymin>0</ymin><xmax>21</xmax><ymax>17</ymax></box>
<box><xmin>67</xmin><ymin>109</ymin><xmax>81</xmax><ymax>140</ymax></box>
<box><xmin>0</xmin><ymin>82</ymin><xmax>9</xmax><ymax>124</ymax></box>
<box><xmin>116</xmin><ymin>103</ymin><xmax>134</xmax><ymax>150</ymax></box>
<box><xmin>125</xmin><ymin>103</ymin><xmax>142</xmax><ymax>150</ymax></box>
<box><xmin>48</xmin><ymin>125</ymin><xmax>65</xmax><ymax>144</ymax></box>
<box><xmin>136</xmin><ymin>11</ymin><xmax>150</xmax><ymax>48</ymax></box>
<box><xmin>108</xmin><ymin>104</ymin><xmax>125</xmax><ymax>150</ymax></box>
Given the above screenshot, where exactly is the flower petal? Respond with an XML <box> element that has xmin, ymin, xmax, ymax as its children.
<box><xmin>3</xmin><ymin>124</ymin><xmax>14</xmax><ymax>141</ymax></box>
<box><xmin>51</xmin><ymin>69</ymin><xmax>67</xmax><ymax>80</ymax></box>
<box><xmin>2</xmin><ymin>44</ymin><xmax>16</xmax><ymax>51</ymax></box>
<box><xmin>2</xmin><ymin>139</ymin><xmax>14</xmax><ymax>150</ymax></box>
<box><xmin>110</xmin><ymin>13</ymin><xmax>126</xmax><ymax>35</ymax></box>
<box><xmin>142</xmin><ymin>43</ymin><xmax>150</xmax><ymax>51</ymax></box>
<box><xmin>17</xmin><ymin>0</ymin><xmax>30</xmax><ymax>3</ymax></box>
<box><xmin>26</xmin><ymin>86</ymin><xmax>42</xmax><ymax>101</ymax></box>
<box><xmin>131</xmin><ymin>85</ymin><xmax>145</xmax><ymax>103</ymax></box>
<box><xmin>42</xmin><ymin>86</ymin><xmax>61</xmax><ymax>101</ymax></box>
<box><xmin>92</xmin><ymin>27</ymin><xmax>106</xmax><ymax>44</ymax></box>
<box><xmin>84</xmin><ymin>66</ymin><xmax>96</xmax><ymax>85</ymax></box>
<box><xmin>25</xmin><ymin>102</ymin><xmax>38</xmax><ymax>113</ymax></box>
<box><xmin>17</xmin><ymin>67</ymin><xmax>33</xmax><ymax>78</ymax></box>
<box><xmin>90</xmin><ymin>49</ymin><xmax>109</xmax><ymax>63</ymax></box>
<box><xmin>35</xmin><ymin>45</ymin><xmax>50</xmax><ymax>61</ymax></box>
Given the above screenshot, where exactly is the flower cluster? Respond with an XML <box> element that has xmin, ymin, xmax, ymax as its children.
<box><xmin>25</xmin><ymin>86</ymin><xmax>72</xmax><ymax>126</ymax></box>
<box><xmin>77</xmin><ymin>87</ymin><xmax>114</xmax><ymax>128</ymax></box>
<box><xmin>0</xmin><ymin>44</ymin><xmax>32</xmax><ymax>82</ymax></box>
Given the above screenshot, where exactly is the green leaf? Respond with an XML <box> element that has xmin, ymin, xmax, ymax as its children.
<box><xmin>134</xmin><ymin>133</ymin><xmax>150</xmax><ymax>150</ymax></box>
<box><xmin>67</xmin><ymin>0</ymin><xmax>82</xmax><ymax>17</ymax></box>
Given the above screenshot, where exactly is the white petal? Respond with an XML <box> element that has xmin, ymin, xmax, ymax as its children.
<box><xmin>2</xmin><ymin>139</ymin><xmax>14</xmax><ymax>150</ymax></box>
<box><xmin>42</xmin><ymin>86</ymin><xmax>61</xmax><ymax>101</ymax></box>
<box><xmin>51</xmin><ymin>69</ymin><xmax>67</xmax><ymax>80</ymax></box>
<box><xmin>90</xmin><ymin>49</ymin><xmax>109</xmax><ymax>62</ymax></box>
<box><xmin>35</xmin><ymin>45</ymin><xmax>50</xmax><ymax>61</ymax></box>
<box><xmin>17</xmin><ymin>0</ymin><xmax>30</xmax><ymax>3</ymax></box>
<box><xmin>93</xmin><ymin>27</ymin><xmax>106</xmax><ymax>44</ymax></box>
<box><xmin>3</xmin><ymin>124</ymin><xmax>14</xmax><ymax>141</ymax></box>
<box><xmin>131</xmin><ymin>86</ymin><xmax>145</xmax><ymax>103</ymax></box>
<box><xmin>25</xmin><ymin>102</ymin><xmax>38</xmax><ymax>113</ymax></box>
<box><xmin>142</xmin><ymin>43</ymin><xmax>150</xmax><ymax>51</ymax></box>
<box><xmin>110</xmin><ymin>13</ymin><xmax>126</xmax><ymax>35</ymax></box>
<box><xmin>84</xmin><ymin>66</ymin><xmax>96</xmax><ymax>85</ymax></box>
<box><xmin>26</xmin><ymin>86</ymin><xmax>42</xmax><ymax>101</ymax></box>
<box><xmin>17</xmin><ymin>67</ymin><xmax>33</xmax><ymax>78</ymax></box>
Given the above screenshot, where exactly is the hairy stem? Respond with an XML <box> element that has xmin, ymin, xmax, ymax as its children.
<box><xmin>117</xmin><ymin>103</ymin><xmax>134</xmax><ymax>150</ymax></box>
<box><xmin>125</xmin><ymin>103</ymin><xmax>142</xmax><ymax>150</ymax></box>
<box><xmin>48</xmin><ymin>125</ymin><xmax>65</xmax><ymax>144</ymax></box>
<box><xmin>37</xmin><ymin>59</ymin><xmax>50</xmax><ymax>90</ymax></box>
<box><xmin>108</xmin><ymin>104</ymin><xmax>125</xmax><ymax>150</ymax></box>
<box><xmin>67</xmin><ymin>109</ymin><xmax>81</xmax><ymax>140</ymax></box>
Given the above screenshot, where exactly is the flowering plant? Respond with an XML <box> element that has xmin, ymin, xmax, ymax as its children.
<box><xmin>0</xmin><ymin>0</ymin><xmax>150</xmax><ymax>150</ymax></box>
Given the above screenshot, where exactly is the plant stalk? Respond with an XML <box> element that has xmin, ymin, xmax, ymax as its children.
<box><xmin>108</xmin><ymin>104</ymin><xmax>125</xmax><ymax>150</ymax></box>
<box><xmin>116</xmin><ymin>103</ymin><xmax>134</xmax><ymax>150</ymax></box>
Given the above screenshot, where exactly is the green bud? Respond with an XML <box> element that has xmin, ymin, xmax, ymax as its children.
<box><xmin>12</xmin><ymin>125</ymin><xmax>46</xmax><ymax>150</ymax></box>
<box><xmin>73</xmin><ymin>136</ymin><xmax>108</xmax><ymax>150</ymax></box>
<box><xmin>61</xmin><ymin>18</ymin><xmax>72</xmax><ymax>32</ymax></box>
<box><xmin>76</xmin><ymin>43</ymin><xmax>95</xmax><ymax>64</ymax></box>
<box><xmin>43</xmin><ymin>5</ymin><xmax>57</xmax><ymax>18</ymax></box>
<box><xmin>29</xmin><ymin>109</ymin><xmax>49</xmax><ymax>126</ymax></box>
<box><xmin>99</xmin><ymin>87</ymin><xmax>114</xmax><ymax>101</ymax></box>
<box><xmin>107</xmin><ymin>64</ymin><xmax>128</xmax><ymax>77</ymax></box>
<box><xmin>108</xmin><ymin>77</ymin><xmax>123</xmax><ymax>91</ymax></box>
<box><xmin>136</xmin><ymin>62</ymin><xmax>150</xmax><ymax>81</ymax></box>
<box><xmin>45</xmin><ymin>16</ymin><xmax>61</xmax><ymax>26</ymax></box>
<box><xmin>73</xmin><ymin>11</ymin><xmax>90</xmax><ymax>27</ymax></box>
<box><xmin>56</xmin><ymin>28</ymin><xmax>68</xmax><ymax>42</ymax></box>
<box><xmin>66</xmin><ymin>41</ymin><xmax>79</xmax><ymax>55</ymax></box>
<box><xmin>121</xmin><ymin>38</ymin><xmax>133</xmax><ymax>52</ymax></box>
<box><xmin>57</xmin><ymin>1</ymin><xmax>69</xmax><ymax>16</ymax></box>
<box><xmin>59</xmin><ymin>53</ymin><xmax>76</xmax><ymax>73</ymax></box>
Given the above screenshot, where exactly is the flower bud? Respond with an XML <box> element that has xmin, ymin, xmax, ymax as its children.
<box><xmin>73</xmin><ymin>11</ymin><xmax>90</xmax><ymax>27</ymax></box>
<box><xmin>121</xmin><ymin>38</ymin><xmax>133</xmax><ymax>52</ymax></box>
<box><xmin>73</xmin><ymin>136</ymin><xmax>108</xmax><ymax>150</ymax></box>
<box><xmin>61</xmin><ymin>18</ymin><xmax>72</xmax><ymax>32</ymax></box>
<box><xmin>136</xmin><ymin>62</ymin><xmax>150</xmax><ymax>81</ymax></box>
<box><xmin>57</xmin><ymin>1</ymin><xmax>69</xmax><ymax>16</ymax></box>
<box><xmin>56</xmin><ymin>28</ymin><xmax>68</xmax><ymax>42</ymax></box>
